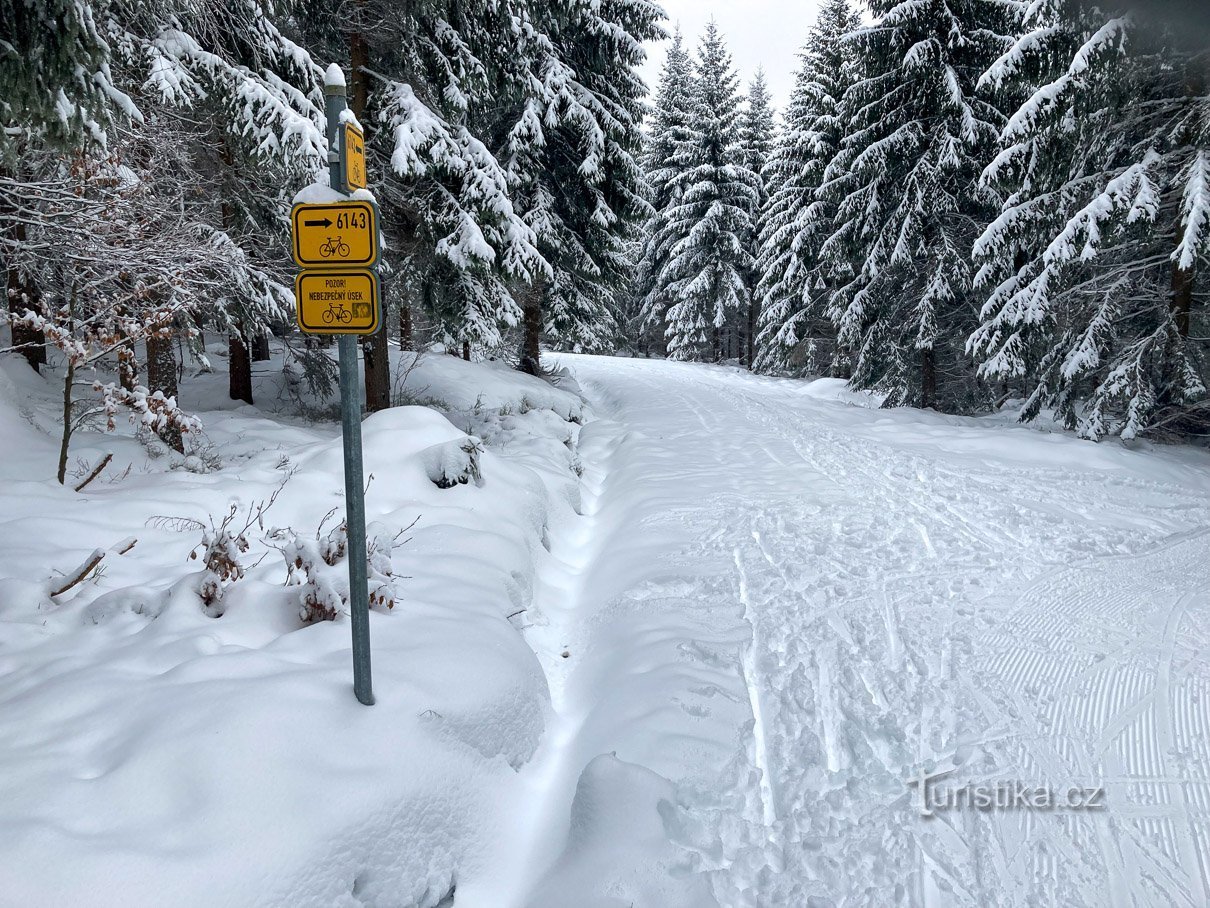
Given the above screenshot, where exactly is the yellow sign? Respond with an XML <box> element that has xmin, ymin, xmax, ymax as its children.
<box><xmin>291</xmin><ymin>201</ymin><xmax>378</xmax><ymax>268</ymax></box>
<box><xmin>343</xmin><ymin>123</ymin><xmax>367</xmax><ymax>191</ymax></box>
<box><xmin>295</xmin><ymin>270</ymin><xmax>380</xmax><ymax>335</ymax></box>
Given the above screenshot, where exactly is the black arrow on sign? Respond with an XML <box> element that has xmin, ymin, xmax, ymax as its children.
<box><xmin>304</xmin><ymin>218</ymin><xmax>333</xmax><ymax>228</ymax></box>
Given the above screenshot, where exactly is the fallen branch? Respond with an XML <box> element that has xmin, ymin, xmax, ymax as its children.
<box><xmin>49</xmin><ymin>549</ymin><xmax>106</xmax><ymax>597</ymax></box>
<box><xmin>73</xmin><ymin>453</ymin><xmax>113</xmax><ymax>492</ymax></box>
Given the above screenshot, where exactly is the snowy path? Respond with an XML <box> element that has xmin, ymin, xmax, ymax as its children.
<box><xmin>488</xmin><ymin>357</ymin><xmax>1210</xmax><ymax>908</ymax></box>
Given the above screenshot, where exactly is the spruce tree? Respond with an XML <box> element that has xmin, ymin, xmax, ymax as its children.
<box><xmin>298</xmin><ymin>0</ymin><xmax>547</xmax><ymax>363</ymax></box>
<box><xmin>637</xmin><ymin>30</ymin><xmax>696</xmax><ymax>352</ymax></box>
<box><xmin>0</xmin><ymin>0</ymin><xmax>122</xmax><ymax>162</ymax></box>
<box><xmin>508</xmin><ymin>0</ymin><xmax>665</xmax><ymax>373</ymax></box>
<box><xmin>738</xmin><ymin>70</ymin><xmax>776</xmax><ymax>367</ymax></box>
<box><xmin>755</xmin><ymin>0</ymin><xmax>860</xmax><ymax>376</ymax></box>
<box><xmin>820</xmin><ymin>0</ymin><xmax>1012</xmax><ymax>408</ymax></box>
<box><xmin>657</xmin><ymin>22</ymin><xmax>759</xmax><ymax>362</ymax></box>
<box><xmin>972</xmin><ymin>5</ymin><xmax>1210</xmax><ymax>439</ymax></box>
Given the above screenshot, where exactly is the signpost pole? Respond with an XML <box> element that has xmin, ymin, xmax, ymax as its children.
<box><xmin>325</xmin><ymin>66</ymin><xmax>374</xmax><ymax>707</ymax></box>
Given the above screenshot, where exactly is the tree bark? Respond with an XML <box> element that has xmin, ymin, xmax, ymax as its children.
<box><xmin>147</xmin><ymin>329</ymin><xmax>184</xmax><ymax>453</ymax></box>
<box><xmin>363</xmin><ymin>328</ymin><xmax>391</xmax><ymax>410</ymax></box>
<box><xmin>217</xmin><ymin>138</ymin><xmax>255</xmax><ymax>405</ymax></box>
<box><xmin>518</xmin><ymin>283</ymin><xmax>543</xmax><ymax>375</ymax></box>
<box><xmin>921</xmin><ymin>348</ymin><xmax>937</xmax><ymax>410</ymax></box>
<box><xmin>57</xmin><ymin>354</ymin><xmax>74</xmax><ymax>485</ymax></box>
<box><xmin>57</xmin><ymin>285</ymin><xmax>78</xmax><ymax>485</ymax></box>
<box><xmin>349</xmin><ymin>18</ymin><xmax>390</xmax><ymax>411</ymax></box>
<box><xmin>400</xmin><ymin>304</ymin><xmax>413</xmax><ymax>350</ymax></box>
<box><xmin>746</xmin><ymin>296</ymin><xmax>759</xmax><ymax>370</ymax></box>
<box><xmin>229</xmin><ymin>328</ymin><xmax>254</xmax><ymax>404</ymax></box>
<box><xmin>253</xmin><ymin>331</ymin><xmax>271</xmax><ymax>361</ymax></box>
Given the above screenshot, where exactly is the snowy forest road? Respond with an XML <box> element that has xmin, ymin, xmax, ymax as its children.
<box><xmin>482</xmin><ymin>356</ymin><xmax>1210</xmax><ymax>908</ymax></box>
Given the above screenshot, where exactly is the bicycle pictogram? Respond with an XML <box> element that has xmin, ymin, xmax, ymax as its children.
<box><xmin>320</xmin><ymin>236</ymin><xmax>351</xmax><ymax>258</ymax></box>
<box><xmin>322</xmin><ymin>303</ymin><xmax>354</xmax><ymax>325</ymax></box>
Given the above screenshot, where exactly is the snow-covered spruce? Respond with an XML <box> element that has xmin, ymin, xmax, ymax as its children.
<box><xmin>972</xmin><ymin>5</ymin><xmax>1210</xmax><ymax>440</ymax></box>
<box><xmin>818</xmin><ymin>0</ymin><xmax>1014</xmax><ymax>410</ymax></box>
<box><xmin>645</xmin><ymin>23</ymin><xmax>761</xmax><ymax>363</ymax></box>
<box><xmin>754</xmin><ymin>0</ymin><xmax>861</xmax><ymax>376</ymax></box>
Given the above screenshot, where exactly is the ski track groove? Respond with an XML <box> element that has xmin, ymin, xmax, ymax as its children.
<box><xmin>510</xmin><ymin>360</ymin><xmax>1210</xmax><ymax>907</ymax></box>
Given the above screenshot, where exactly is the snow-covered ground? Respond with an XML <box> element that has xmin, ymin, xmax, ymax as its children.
<box><xmin>495</xmin><ymin>356</ymin><xmax>1210</xmax><ymax>907</ymax></box>
<box><xmin>3</xmin><ymin>351</ymin><xmax>1210</xmax><ymax>906</ymax></box>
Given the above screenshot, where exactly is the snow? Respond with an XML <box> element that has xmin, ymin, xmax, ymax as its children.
<box><xmin>482</xmin><ymin>356</ymin><xmax>1210</xmax><ymax>906</ymax></box>
<box><xmin>4</xmin><ymin>350</ymin><xmax>1210</xmax><ymax>905</ymax></box>
<box><xmin>0</xmin><ymin>346</ymin><xmax>583</xmax><ymax>906</ymax></box>
<box><xmin>292</xmin><ymin>180</ymin><xmax>347</xmax><ymax>205</ymax></box>
<box><xmin>324</xmin><ymin>63</ymin><xmax>345</xmax><ymax>88</ymax></box>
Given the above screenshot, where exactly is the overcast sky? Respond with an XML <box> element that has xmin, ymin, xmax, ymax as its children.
<box><xmin>639</xmin><ymin>0</ymin><xmax>826</xmax><ymax>112</ymax></box>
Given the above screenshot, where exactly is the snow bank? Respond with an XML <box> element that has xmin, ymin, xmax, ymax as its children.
<box><xmin>528</xmin><ymin>755</ymin><xmax>718</xmax><ymax>908</ymax></box>
<box><xmin>0</xmin><ymin>353</ymin><xmax>586</xmax><ymax>905</ymax></box>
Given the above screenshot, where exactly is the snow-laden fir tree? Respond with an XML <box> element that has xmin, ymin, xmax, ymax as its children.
<box><xmin>0</xmin><ymin>0</ymin><xmax>126</xmax><ymax>162</ymax></box>
<box><xmin>111</xmin><ymin>0</ymin><xmax>326</xmax><ymax>405</ymax></box>
<box><xmin>754</xmin><ymin>0</ymin><xmax>860</xmax><ymax>376</ymax></box>
<box><xmin>3</xmin><ymin>0</ymin><xmax>325</xmax><ymax>413</ymax></box>
<box><xmin>971</xmin><ymin>5</ymin><xmax>1210</xmax><ymax>439</ymax></box>
<box><xmin>819</xmin><ymin>0</ymin><xmax>1012</xmax><ymax>409</ymax></box>
<box><xmin>738</xmin><ymin>69</ymin><xmax>776</xmax><ymax>367</ymax></box>
<box><xmin>655</xmin><ymin>22</ymin><xmax>760</xmax><ymax>362</ymax></box>
<box><xmin>507</xmin><ymin>0</ymin><xmax>665</xmax><ymax>373</ymax></box>
<box><xmin>636</xmin><ymin>29</ymin><xmax>697</xmax><ymax>353</ymax></box>
<box><xmin>323</xmin><ymin>0</ymin><xmax>547</xmax><ymax>363</ymax></box>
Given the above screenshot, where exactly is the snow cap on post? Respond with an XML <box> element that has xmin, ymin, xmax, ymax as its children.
<box><xmin>324</xmin><ymin>64</ymin><xmax>346</xmax><ymax>94</ymax></box>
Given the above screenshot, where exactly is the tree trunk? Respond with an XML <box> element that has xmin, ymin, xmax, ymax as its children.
<box><xmin>147</xmin><ymin>329</ymin><xmax>184</xmax><ymax>453</ymax></box>
<box><xmin>921</xmin><ymin>348</ymin><xmax>937</xmax><ymax>410</ymax></box>
<box><xmin>519</xmin><ymin>284</ymin><xmax>543</xmax><ymax>375</ymax></box>
<box><xmin>462</xmin><ymin>340</ymin><xmax>471</xmax><ymax>362</ymax></box>
<box><xmin>4</xmin><ymin>217</ymin><xmax>47</xmax><ymax>372</ymax></box>
<box><xmin>746</xmin><ymin>296</ymin><xmax>759</xmax><ymax>370</ymax></box>
<box><xmin>349</xmin><ymin>18</ymin><xmax>389</xmax><ymax>411</ymax></box>
<box><xmin>57</xmin><ymin>285</ymin><xmax>79</xmax><ymax>485</ymax></box>
<box><xmin>400</xmin><ymin>305</ymin><xmax>413</xmax><ymax>350</ymax></box>
<box><xmin>57</xmin><ymin>354</ymin><xmax>74</xmax><ymax>486</ymax></box>
<box><xmin>253</xmin><ymin>331</ymin><xmax>271</xmax><ymax>361</ymax></box>
<box><xmin>229</xmin><ymin>328</ymin><xmax>254</xmax><ymax>404</ymax></box>
<box><xmin>363</xmin><ymin>329</ymin><xmax>391</xmax><ymax>411</ymax></box>
<box><xmin>218</xmin><ymin>138</ymin><xmax>255</xmax><ymax>405</ymax></box>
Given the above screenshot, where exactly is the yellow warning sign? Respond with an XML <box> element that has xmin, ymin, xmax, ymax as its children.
<box><xmin>295</xmin><ymin>270</ymin><xmax>380</xmax><ymax>335</ymax></box>
<box><xmin>343</xmin><ymin>123</ymin><xmax>367</xmax><ymax>191</ymax></box>
<box><xmin>291</xmin><ymin>201</ymin><xmax>378</xmax><ymax>268</ymax></box>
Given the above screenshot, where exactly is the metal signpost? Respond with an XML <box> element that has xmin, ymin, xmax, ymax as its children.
<box><xmin>288</xmin><ymin>67</ymin><xmax>378</xmax><ymax>706</ymax></box>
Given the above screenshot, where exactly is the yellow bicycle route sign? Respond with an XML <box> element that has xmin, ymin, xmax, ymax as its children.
<box><xmin>295</xmin><ymin>269</ymin><xmax>380</xmax><ymax>335</ymax></box>
<box><xmin>291</xmin><ymin>201</ymin><xmax>378</xmax><ymax>268</ymax></box>
<box><xmin>343</xmin><ymin>123</ymin><xmax>367</xmax><ymax>191</ymax></box>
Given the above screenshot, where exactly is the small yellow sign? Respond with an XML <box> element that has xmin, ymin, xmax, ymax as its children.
<box><xmin>291</xmin><ymin>201</ymin><xmax>378</xmax><ymax>268</ymax></box>
<box><xmin>295</xmin><ymin>270</ymin><xmax>380</xmax><ymax>335</ymax></box>
<box><xmin>343</xmin><ymin>123</ymin><xmax>367</xmax><ymax>191</ymax></box>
